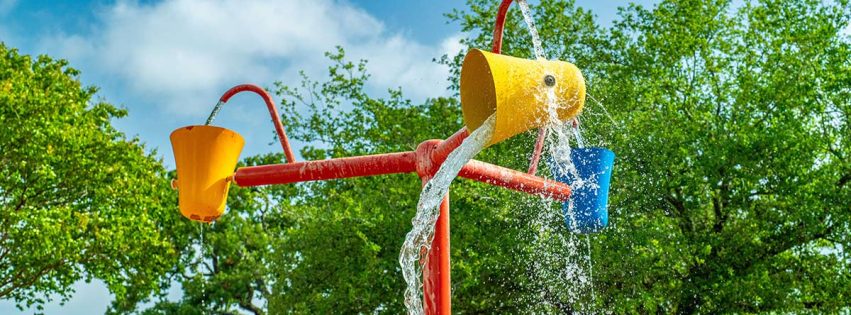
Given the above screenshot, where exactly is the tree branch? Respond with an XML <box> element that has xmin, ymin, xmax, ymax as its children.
<box><xmin>737</xmin><ymin>223</ymin><xmax>836</xmax><ymax>279</ymax></box>
<box><xmin>237</xmin><ymin>287</ymin><xmax>264</xmax><ymax>315</ymax></box>
<box><xmin>838</xmin><ymin>172</ymin><xmax>851</xmax><ymax>188</ymax></box>
<box><xmin>713</xmin><ymin>173</ymin><xmax>730</xmax><ymax>233</ymax></box>
<box><xmin>0</xmin><ymin>233</ymin><xmax>10</xmax><ymax>263</ymax></box>
<box><xmin>0</xmin><ymin>260</ymin><xmax>65</xmax><ymax>298</ymax></box>
<box><xmin>238</xmin><ymin>300</ymin><xmax>264</xmax><ymax>315</ymax></box>
<box><xmin>665</xmin><ymin>185</ymin><xmax>694</xmax><ymax>236</ymax></box>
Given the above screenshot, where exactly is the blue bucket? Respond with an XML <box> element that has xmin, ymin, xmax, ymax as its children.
<box><xmin>549</xmin><ymin>148</ymin><xmax>615</xmax><ymax>234</ymax></box>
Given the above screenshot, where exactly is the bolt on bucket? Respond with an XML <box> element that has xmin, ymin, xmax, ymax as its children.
<box><xmin>550</xmin><ymin>148</ymin><xmax>615</xmax><ymax>233</ymax></box>
<box><xmin>459</xmin><ymin>49</ymin><xmax>586</xmax><ymax>146</ymax></box>
<box><xmin>170</xmin><ymin>125</ymin><xmax>244</xmax><ymax>222</ymax></box>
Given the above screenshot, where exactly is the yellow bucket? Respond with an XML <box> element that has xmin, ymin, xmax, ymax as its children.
<box><xmin>460</xmin><ymin>49</ymin><xmax>586</xmax><ymax>146</ymax></box>
<box><xmin>170</xmin><ymin>125</ymin><xmax>244</xmax><ymax>222</ymax></box>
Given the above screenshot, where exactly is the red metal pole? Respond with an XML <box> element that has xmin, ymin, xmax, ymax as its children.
<box><xmin>527</xmin><ymin>128</ymin><xmax>548</xmax><ymax>174</ymax></box>
<box><xmin>421</xmin><ymin>176</ymin><xmax>452</xmax><ymax>315</ymax></box>
<box><xmin>413</xmin><ymin>140</ymin><xmax>452</xmax><ymax>315</ymax></box>
<box><xmin>217</xmin><ymin>84</ymin><xmax>297</xmax><ymax>163</ymax></box>
<box><xmin>233</xmin><ymin>151</ymin><xmax>416</xmax><ymax>187</ymax></box>
<box><xmin>492</xmin><ymin>0</ymin><xmax>513</xmax><ymax>54</ymax></box>
<box><xmin>433</xmin><ymin>128</ymin><xmax>469</xmax><ymax>163</ymax></box>
<box><xmin>231</xmin><ymin>154</ymin><xmax>571</xmax><ymax>201</ymax></box>
<box><xmin>460</xmin><ymin>160</ymin><xmax>571</xmax><ymax>201</ymax></box>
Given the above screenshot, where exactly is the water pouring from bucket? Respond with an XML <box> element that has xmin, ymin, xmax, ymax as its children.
<box><xmin>460</xmin><ymin>49</ymin><xmax>585</xmax><ymax>146</ymax></box>
<box><xmin>459</xmin><ymin>48</ymin><xmax>614</xmax><ymax>234</ymax></box>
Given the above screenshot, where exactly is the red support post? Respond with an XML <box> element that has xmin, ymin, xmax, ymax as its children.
<box><xmin>527</xmin><ymin>128</ymin><xmax>548</xmax><ymax>174</ymax></box>
<box><xmin>492</xmin><ymin>0</ymin><xmax>513</xmax><ymax>54</ymax></box>
<box><xmin>231</xmin><ymin>153</ymin><xmax>572</xmax><ymax>201</ymax></box>
<box><xmin>460</xmin><ymin>160</ymin><xmax>571</xmax><ymax>201</ymax></box>
<box><xmin>434</xmin><ymin>128</ymin><xmax>469</xmax><ymax>161</ymax></box>
<box><xmin>421</xmin><ymin>177</ymin><xmax>452</xmax><ymax>315</ymax></box>
<box><xmin>414</xmin><ymin>139</ymin><xmax>452</xmax><ymax>315</ymax></box>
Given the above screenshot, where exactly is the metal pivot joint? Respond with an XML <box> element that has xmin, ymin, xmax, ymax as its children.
<box><xmin>544</xmin><ymin>74</ymin><xmax>556</xmax><ymax>87</ymax></box>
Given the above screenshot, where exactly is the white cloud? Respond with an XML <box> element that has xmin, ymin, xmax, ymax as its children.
<box><xmin>42</xmin><ymin>0</ymin><xmax>462</xmax><ymax>116</ymax></box>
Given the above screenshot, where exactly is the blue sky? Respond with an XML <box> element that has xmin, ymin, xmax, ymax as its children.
<box><xmin>0</xmin><ymin>0</ymin><xmax>659</xmax><ymax>313</ymax></box>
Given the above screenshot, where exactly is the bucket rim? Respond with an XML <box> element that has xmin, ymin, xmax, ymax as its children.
<box><xmin>170</xmin><ymin>125</ymin><xmax>242</xmax><ymax>138</ymax></box>
<box><xmin>571</xmin><ymin>147</ymin><xmax>615</xmax><ymax>155</ymax></box>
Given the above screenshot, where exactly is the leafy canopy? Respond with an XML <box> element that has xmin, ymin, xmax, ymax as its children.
<box><xmin>449</xmin><ymin>0</ymin><xmax>850</xmax><ymax>312</ymax></box>
<box><xmin>0</xmin><ymin>43</ymin><xmax>187</xmax><ymax>313</ymax></box>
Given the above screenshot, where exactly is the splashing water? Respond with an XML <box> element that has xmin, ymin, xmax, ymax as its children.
<box><xmin>518</xmin><ymin>1</ymin><xmax>598</xmax><ymax>311</ymax></box>
<box><xmin>537</xmin><ymin>96</ymin><xmax>598</xmax><ymax>312</ymax></box>
<box><xmin>400</xmin><ymin>114</ymin><xmax>496</xmax><ymax>315</ymax></box>
<box><xmin>587</xmin><ymin>95</ymin><xmax>619</xmax><ymax>127</ymax></box>
<box><xmin>585</xmin><ymin>234</ymin><xmax>596</xmax><ymax>303</ymax></box>
<box><xmin>572</xmin><ymin>118</ymin><xmax>587</xmax><ymax>148</ymax></box>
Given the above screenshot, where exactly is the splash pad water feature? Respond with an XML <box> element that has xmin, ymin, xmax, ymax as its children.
<box><xmin>169</xmin><ymin>1</ymin><xmax>614</xmax><ymax>313</ymax></box>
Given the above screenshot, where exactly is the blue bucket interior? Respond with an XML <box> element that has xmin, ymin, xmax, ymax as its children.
<box><xmin>549</xmin><ymin>147</ymin><xmax>615</xmax><ymax>234</ymax></box>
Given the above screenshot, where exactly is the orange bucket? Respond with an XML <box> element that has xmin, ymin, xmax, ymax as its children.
<box><xmin>170</xmin><ymin>125</ymin><xmax>244</xmax><ymax>222</ymax></box>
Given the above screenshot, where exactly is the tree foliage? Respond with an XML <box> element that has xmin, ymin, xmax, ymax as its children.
<box><xmin>597</xmin><ymin>0</ymin><xmax>850</xmax><ymax>312</ymax></box>
<box><xmin>0</xmin><ymin>44</ymin><xmax>188</xmax><ymax>313</ymax></box>
<box><xmin>451</xmin><ymin>0</ymin><xmax>851</xmax><ymax>312</ymax></box>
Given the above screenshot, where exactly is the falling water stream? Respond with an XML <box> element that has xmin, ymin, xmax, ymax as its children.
<box><xmin>523</xmin><ymin>0</ymin><xmax>598</xmax><ymax>308</ymax></box>
<box><xmin>399</xmin><ymin>1</ymin><xmax>596</xmax><ymax>313</ymax></box>
<box><xmin>400</xmin><ymin>115</ymin><xmax>496</xmax><ymax>314</ymax></box>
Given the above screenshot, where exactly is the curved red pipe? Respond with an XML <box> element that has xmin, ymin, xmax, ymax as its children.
<box><xmin>215</xmin><ymin>84</ymin><xmax>296</xmax><ymax>164</ymax></box>
<box><xmin>492</xmin><ymin>0</ymin><xmax>513</xmax><ymax>54</ymax></box>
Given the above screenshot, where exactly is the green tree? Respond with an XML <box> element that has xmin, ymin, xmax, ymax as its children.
<box><xmin>142</xmin><ymin>154</ymin><xmax>295</xmax><ymax>315</ymax></box>
<box><xmin>454</xmin><ymin>0</ymin><xmax>851</xmax><ymax>312</ymax></box>
<box><xmin>0</xmin><ymin>44</ymin><xmax>187</xmax><ymax>313</ymax></box>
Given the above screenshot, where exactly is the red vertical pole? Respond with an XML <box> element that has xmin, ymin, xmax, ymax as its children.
<box><xmin>415</xmin><ymin>138</ymin><xmax>452</xmax><ymax>315</ymax></box>
<box><xmin>422</xmin><ymin>186</ymin><xmax>451</xmax><ymax>315</ymax></box>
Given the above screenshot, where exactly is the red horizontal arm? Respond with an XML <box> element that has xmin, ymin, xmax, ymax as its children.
<box><xmin>232</xmin><ymin>150</ymin><xmax>570</xmax><ymax>201</ymax></box>
<box><xmin>459</xmin><ymin>160</ymin><xmax>571</xmax><ymax>201</ymax></box>
<box><xmin>233</xmin><ymin>151</ymin><xmax>417</xmax><ymax>187</ymax></box>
